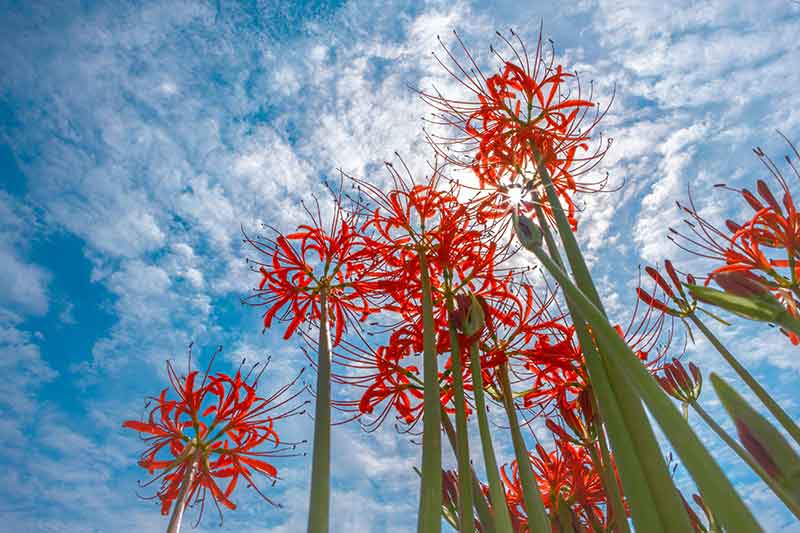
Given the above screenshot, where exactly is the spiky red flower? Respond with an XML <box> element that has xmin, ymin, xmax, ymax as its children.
<box><xmin>244</xmin><ymin>202</ymin><xmax>384</xmax><ymax>346</ymax></box>
<box><xmin>502</xmin><ymin>441</ymin><xmax>610</xmax><ymax>530</ymax></box>
<box><xmin>420</xmin><ymin>28</ymin><xmax>611</xmax><ymax>229</ymax></box>
<box><xmin>333</xmin><ymin>159</ymin><xmax>520</xmax><ymax>428</ymax></box>
<box><xmin>515</xmin><ymin>294</ymin><xmax>671</xmax><ymax>423</ymax></box>
<box><xmin>122</xmin><ymin>348</ymin><xmax>305</xmax><ymax>521</ymax></box>
<box><xmin>356</xmin><ymin>343</ymin><xmax>425</xmax><ymax>426</ymax></box>
<box><xmin>670</xmin><ymin>139</ymin><xmax>800</xmax><ymax>343</ymax></box>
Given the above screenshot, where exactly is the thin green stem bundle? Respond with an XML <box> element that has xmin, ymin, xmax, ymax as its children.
<box><xmin>418</xmin><ymin>252</ymin><xmax>443</xmax><ymax>533</ymax></box>
<box><xmin>307</xmin><ymin>288</ymin><xmax>332</xmax><ymax>533</ymax></box>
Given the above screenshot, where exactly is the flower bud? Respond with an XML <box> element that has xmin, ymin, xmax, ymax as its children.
<box><xmin>711</xmin><ymin>373</ymin><xmax>800</xmax><ymax>492</ymax></box>
<box><xmin>657</xmin><ymin>358</ymin><xmax>702</xmax><ymax>404</ymax></box>
<box><xmin>713</xmin><ymin>271</ymin><xmax>772</xmax><ymax>299</ymax></box>
<box><xmin>453</xmin><ymin>293</ymin><xmax>485</xmax><ymax>336</ymax></box>
<box><xmin>688</xmin><ymin>279</ymin><xmax>784</xmax><ymax>323</ymax></box>
<box><xmin>513</xmin><ymin>212</ymin><xmax>543</xmax><ymax>251</ymax></box>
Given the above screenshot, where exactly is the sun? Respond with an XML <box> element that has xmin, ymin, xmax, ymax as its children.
<box><xmin>506</xmin><ymin>184</ymin><xmax>525</xmax><ymax>206</ymax></box>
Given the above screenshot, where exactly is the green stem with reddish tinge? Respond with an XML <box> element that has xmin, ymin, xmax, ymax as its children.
<box><xmin>532</xmin><ymin>202</ymin><xmax>659</xmax><ymax>532</ymax></box>
<box><xmin>689</xmin><ymin>313</ymin><xmax>800</xmax><ymax>447</ymax></box>
<box><xmin>497</xmin><ymin>363</ymin><xmax>550</xmax><ymax>532</ymax></box>
<box><xmin>527</xmin><ymin>241</ymin><xmax>762</xmax><ymax>532</ymax></box>
<box><xmin>445</xmin><ymin>292</ymin><xmax>475</xmax><ymax>533</ymax></box>
<box><xmin>468</xmin><ymin>341</ymin><xmax>514</xmax><ymax>533</ymax></box>
<box><xmin>307</xmin><ymin>288</ymin><xmax>332</xmax><ymax>533</ymax></box>
<box><xmin>531</xmin><ymin>150</ymin><xmax>693</xmax><ymax>531</ymax></box>
<box><xmin>167</xmin><ymin>448</ymin><xmax>199</xmax><ymax>533</ymax></box>
<box><xmin>442</xmin><ymin>413</ymin><xmax>496</xmax><ymax>533</ymax></box>
<box><xmin>417</xmin><ymin>251</ymin><xmax>442</xmax><ymax>533</ymax></box>
<box><xmin>691</xmin><ymin>401</ymin><xmax>800</xmax><ymax>519</ymax></box>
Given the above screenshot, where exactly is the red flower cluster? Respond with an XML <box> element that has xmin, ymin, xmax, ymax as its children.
<box><xmin>502</xmin><ymin>442</ymin><xmax>611</xmax><ymax>530</ymax></box>
<box><xmin>232</xmin><ymin>28</ymin><xmax>628</xmax><ymax>528</ymax></box>
<box><xmin>326</xmin><ymin>162</ymin><xmax>518</xmax><ymax>428</ymax></box>
<box><xmin>244</xmin><ymin>201</ymin><xmax>385</xmax><ymax>346</ymax></box>
<box><xmin>670</xmin><ymin>140</ymin><xmax>800</xmax><ymax>343</ymax></box>
<box><xmin>123</xmin><ymin>350</ymin><xmax>305</xmax><ymax>521</ymax></box>
<box><xmin>420</xmin><ymin>29</ymin><xmax>611</xmax><ymax>229</ymax></box>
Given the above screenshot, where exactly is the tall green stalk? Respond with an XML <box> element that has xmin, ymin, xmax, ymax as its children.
<box><xmin>417</xmin><ymin>251</ymin><xmax>442</xmax><ymax>533</ymax></box>
<box><xmin>497</xmin><ymin>363</ymin><xmax>550</xmax><ymax>532</ymax></box>
<box><xmin>468</xmin><ymin>341</ymin><xmax>514</xmax><ymax>533</ymax></box>
<box><xmin>167</xmin><ymin>447</ymin><xmax>200</xmax><ymax>533</ymax></box>
<box><xmin>689</xmin><ymin>314</ymin><xmax>800</xmax><ymax>447</ymax></box>
<box><xmin>445</xmin><ymin>292</ymin><xmax>475</xmax><ymax>532</ymax></box>
<box><xmin>532</xmin><ymin>202</ymin><xmax>666</xmax><ymax>532</ymax></box>
<box><xmin>442</xmin><ymin>413</ymin><xmax>496</xmax><ymax>532</ymax></box>
<box><xmin>531</xmin><ymin>158</ymin><xmax>692</xmax><ymax>531</ymax></box>
<box><xmin>691</xmin><ymin>401</ymin><xmax>800</xmax><ymax>519</ymax></box>
<box><xmin>307</xmin><ymin>288</ymin><xmax>331</xmax><ymax>533</ymax></box>
<box><xmin>525</xmin><ymin>240</ymin><xmax>762</xmax><ymax>532</ymax></box>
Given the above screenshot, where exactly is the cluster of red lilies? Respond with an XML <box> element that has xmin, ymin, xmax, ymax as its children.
<box><xmin>122</xmin><ymin>349</ymin><xmax>306</xmax><ymax>527</ymax></box>
<box><xmin>122</xmin><ymin>25</ymin><xmax>800</xmax><ymax>533</ymax></box>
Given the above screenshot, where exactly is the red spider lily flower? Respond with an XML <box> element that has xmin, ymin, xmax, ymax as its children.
<box><xmin>516</xmin><ymin>291</ymin><xmax>672</xmax><ymax>421</ymax></box>
<box><xmin>122</xmin><ymin>347</ymin><xmax>306</xmax><ymax>524</ymax></box>
<box><xmin>326</xmin><ymin>330</ymin><xmax>454</xmax><ymax>432</ymax></box>
<box><xmin>357</xmin><ymin>344</ymin><xmax>425</xmax><ymax>427</ymax></box>
<box><xmin>517</xmin><ymin>325</ymin><xmax>588</xmax><ymax>414</ymax></box>
<box><xmin>671</xmin><ymin>139</ymin><xmax>800</xmax><ymax>343</ymax></box>
<box><xmin>244</xmin><ymin>198</ymin><xmax>385</xmax><ymax>347</ymax></box>
<box><xmin>672</xmin><ymin>186</ymin><xmax>777</xmax><ymax>282</ymax></box>
<box><xmin>635</xmin><ymin>260</ymin><xmax>698</xmax><ymax>317</ymax></box>
<box><xmin>351</xmin><ymin>159</ymin><xmax>504</xmax><ymax>313</ymax></box>
<box><xmin>658</xmin><ymin>358</ymin><xmax>703</xmax><ymax>404</ymax></box>
<box><xmin>336</xmin><ymin>159</ymin><xmax>526</xmax><ymax>426</ymax></box>
<box><xmin>502</xmin><ymin>441</ymin><xmax>611</xmax><ymax>530</ymax></box>
<box><xmin>460</xmin><ymin>282</ymin><xmax>568</xmax><ymax>402</ymax></box>
<box><xmin>419</xmin><ymin>28</ymin><xmax>611</xmax><ymax>229</ymax></box>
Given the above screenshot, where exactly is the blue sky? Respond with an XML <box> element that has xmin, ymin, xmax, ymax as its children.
<box><xmin>1</xmin><ymin>0</ymin><xmax>800</xmax><ymax>531</ymax></box>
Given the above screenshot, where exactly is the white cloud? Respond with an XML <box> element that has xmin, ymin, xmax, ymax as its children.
<box><xmin>0</xmin><ymin>242</ymin><xmax>50</xmax><ymax>315</ymax></box>
<box><xmin>0</xmin><ymin>192</ymin><xmax>50</xmax><ymax>315</ymax></box>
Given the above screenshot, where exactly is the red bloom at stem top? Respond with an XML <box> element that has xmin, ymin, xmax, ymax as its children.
<box><xmin>122</xmin><ymin>348</ymin><xmax>305</xmax><ymax>521</ymax></box>
<box><xmin>502</xmin><ymin>441</ymin><xmax>612</xmax><ymax>530</ymax></box>
<box><xmin>244</xmin><ymin>198</ymin><xmax>385</xmax><ymax>346</ymax></box>
<box><xmin>669</xmin><ymin>139</ymin><xmax>800</xmax><ymax>344</ymax></box>
<box><xmin>420</xmin><ymin>28</ymin><xmax>611</xmax><ymax>229</ymax></box>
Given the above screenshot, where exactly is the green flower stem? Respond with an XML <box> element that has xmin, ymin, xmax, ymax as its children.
<box><xmin>535</xmin><ymin>166</ymin><xmax>688</xmax><ymax>528</ymax></box>
<box><xmin>445</xmin><ymin>293</ymin><xmax>475</xmax><ymax>532</ymax></box>
<box><xmin>691</xmin><ymin>402</ymin><xmax>800</xmax><ymax>519</ymax></box>
<box><xmin>166</xmin><ymin>449</ymin><xmax>199</xmax><ymax>533</ymax></box>
<box><xmin>468</xmin><ymin>341</ymin><xmax>514</xmax><ymax>533</ymax></box>
<box><xmin>307</xmin><ymin>288</ymin><xmax>331</xmax><ymax>533</ymax></box>
<box><xmin>441</xmin><ymin>413</ymin><xmax>496</xmax><ymax>533</ymax></box>
<box><xmin>689</xmin><ymin>313</ymin><xmax>800</xmax><ymax>447</ymax></box>
<box><xmin>585</xmin><ymin>430</ymin><xmax>630</xmax><ymax>533</ymax></box>
<box><xmin>531</xmin><ymin>203</ymin><xmax>665</xmax><ymax>532</ymax></box>
<box><xmin>532</xmin><ymin>158</ymin><xmax>692</xmax><ymax>530</ymax></box>
<box><xmin>497</xmin><ymin>362</ymin><xmax>550</xmax><ymax>532</ymax></box>
<box><xmin>528</xmin><ymin>242</ymin><xmax>762</xmax><ymax>532</ymax></box>
<box><xmin>571</xmin><ymin>315</ymin><xmax>669</xmax><ymax>531</ymax></box>
<box><xmin>417</xmin><ymin>251</ymin><xmax>442</xmax><ymax>533</ymax></box>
